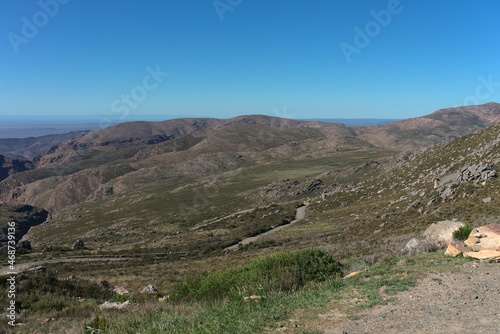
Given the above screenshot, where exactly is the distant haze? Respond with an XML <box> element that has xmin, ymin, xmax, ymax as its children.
<box><xmin>0</xmin><ymin>117</ymin><xmax>398</xmax><ymax>139</ymax></box>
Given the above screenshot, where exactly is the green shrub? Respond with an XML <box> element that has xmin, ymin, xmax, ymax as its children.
<box><xmin>452</xmin><ymin>224</ymin><xmax>473</xmax><ymax>241</ymax></box>
<box><xmin>171</xmin><ymin>249</ymin><xmax>343</xmax><ymax>302</ymax></box>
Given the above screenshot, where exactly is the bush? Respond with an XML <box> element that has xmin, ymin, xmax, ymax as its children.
<box><xmin>171</xmin><ymin>249</ymin><xmax>343</xmax><ymax>302</ymax></box>
<box><xmin>453</xmin><ymin>224</ymin><xmax>473</xmax><ymax>241</ymax></box>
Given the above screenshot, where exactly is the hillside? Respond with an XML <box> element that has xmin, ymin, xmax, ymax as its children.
<box><xmin>356</xmin><ymin>102</ymin><xmax>500</xmax><ymax>151</ymax></box>
<box><xmin>0</xmin><ymin>106</ymin><xmax>498</xmax><ymax>333</ymax></box>
<box><xmin>0</xmin><ymin>130</ymin><xmax>88</xmax><ymax>160</ymax></box>
<box><xmin>1</xmin><ymin>104</ymin><xmax>498</xmax><ymax>214</ymax></box>
<box><xmin>0</xmin><ymin>154</ymin><xmax>32</xmax><ymax>182</ymax></box>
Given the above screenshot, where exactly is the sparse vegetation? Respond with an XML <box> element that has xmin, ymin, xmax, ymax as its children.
<box><xmin>0</xmin><ymin>117</ymin><xmax>498</xmax><ymax>332</ymax></box>
<box><xmin>453</xmin><ymin>224</ymin><xmax>474</xmax><ymax>241</ymax></box>
<box><xmin>171</xmin><ymin>249</ymin><xmax>343</xmax><ymax>302</ymax></box>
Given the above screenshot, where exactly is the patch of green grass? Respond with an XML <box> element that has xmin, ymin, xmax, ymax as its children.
<box><xmin>171</xmin><ymin>249</ymin><xmax>343</xmax><ymax>302</ymax></box>
<box><xmin>97</xmin><ymin>252</ymin><xmax>471</xmax><ymax>334</ymax></box>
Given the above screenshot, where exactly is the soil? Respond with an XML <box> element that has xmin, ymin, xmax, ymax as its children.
<box><xmin>322</xmin><ymin>261</ymin><xmax>500</xmax><ymax>334</ymax></box>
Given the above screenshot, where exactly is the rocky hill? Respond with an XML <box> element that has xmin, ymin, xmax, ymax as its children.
<box><xmin>0</xmin><ymin>103</ymin><xmax>497</xmax><ymax>252</ymax></box>
<box><xmin>356</xmin><ymin>102</ymin><xmax>500</xmax><ymax>151</ymax></box>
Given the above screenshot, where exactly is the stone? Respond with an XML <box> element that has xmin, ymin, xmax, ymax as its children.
<box><xmin>41</xmin><ymin>317</ymin><xmax>55</xmax><ymax>324</ymax></box>
<box><xmin>114</xmin><ymin>286</ymin><xmax>129</xmax><ymax>295</ymax></box>
<box><xmin>243</xmin><ymin>295</ymin><xmax>262</xmax><ymax>302</ymax></box>
<box><xmin>343</xmin><ymin>270</ymin><xmax>364</xmax><ymax>279</ymax></box>
<box><xmin>464</xmin><ymin>224</ymin><xmax>500</xmax><ymax>252</ymax></box>
<box><xmin>401</xmin><ymin>238</ymin><xmax>436</xmax><ymax>255</ymax></box>
<box><xmin>411</xmin><ymin>200</ymin><xmax>421</xmax><ymax>208</ymax></box>
<box><xmin>482</xmin><ymin>197</ymin><xmax>493</xmax><ymax>203</ymax></box>
<box><xmin>71</xmin><ymin>239</ymin><xmax>84</xmax><ymax>250</ymax></box>
<box><xmin>141</xmin><ymin>284</ymin><xmax>158</xmax><ymax>294</ymax></box>
<box><xmin>26</xmin><ymin>266</ymin><xmax>46</xmax><ymax>273</ymax></box>
<box><xmin>422</xmin><ymin>220</ymin><xmax>466</xmax><ymax>247</ymax></box>
<box><xmin>444</xmin><ymin>243</ymin><xmax>462</xmax><ymax>257</ymax></box>
<box><xmin>99</xmin><ymin>300</ymin><xmax>131</xmax><ymax>310</ymax></box>
<box><xmin>463</xmin><ymin>250</ymin><xmax>500</xmax><ymax>260</ymax></box>
<box><xmin>440</xmin><ymin>187</ymin><xmax>455</xmax><ymax>200</ymax></box>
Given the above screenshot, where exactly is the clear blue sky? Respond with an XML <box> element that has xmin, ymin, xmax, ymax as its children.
<box><xmin>1</xmin><ymin>0</ymin><xmax>499</xmax><ymax>121</ymax></box>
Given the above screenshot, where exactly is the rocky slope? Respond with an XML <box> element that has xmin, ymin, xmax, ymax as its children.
<box><xmin>356</xmin><ymin>102</ymin><xmax>500</xmax><ymax>151</ymax></box>
<box><xmin>0</xmin><ymin>103</ymin><xmax>498</xmax><ymax>237</ymax></box>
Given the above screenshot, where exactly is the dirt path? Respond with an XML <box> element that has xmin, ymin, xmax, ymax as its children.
<box><xmin>189</xmin><ymin>208</ymin><xmax>257</xmax><ymax>231</ymax></box>
<box><xmin>320</xmin><ymin>261</ymin><xmax>500</xmax><ymax>334</ymax></box>
<box><xmin>225</xmin><ymin>204</ymin><xmax>307</xmax><ymax>251</ymax></box>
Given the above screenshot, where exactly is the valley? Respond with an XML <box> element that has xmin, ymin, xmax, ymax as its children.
<box><xmin>0</xmin><ymin>103</ymin><xmax>499</xmax><ymax>333</ymax></box>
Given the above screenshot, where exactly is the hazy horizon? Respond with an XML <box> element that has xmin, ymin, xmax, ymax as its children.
<box><xmin>0</xmin><ymin>116</ymin><xmax>400</xmax><ymax>138</ymax></box>
<box><xmin>1</xmin><ymin>1</ymin><xmax>499</xmax><ymax>121</ymax></box>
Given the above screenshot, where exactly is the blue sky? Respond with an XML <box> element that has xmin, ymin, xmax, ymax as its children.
<box><xmin>0</xmin><ymin>0</ymin><xmax>499</xmax><ymax>121</ymax></box>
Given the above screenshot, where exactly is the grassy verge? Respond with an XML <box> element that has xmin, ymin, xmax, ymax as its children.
<box><xmin>80</xmin><ymin>251</ymin><xmax>473</xmax><ymax>334</ymax></box>
<box><xmin>0</xmin><ymin>249</ymin><xmax>477</xmax><ymax>333</ymax></box>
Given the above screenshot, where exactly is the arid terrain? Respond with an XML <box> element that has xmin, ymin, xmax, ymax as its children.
<box><xmin>0</xmin><ymin>103</ymin><xmax>499</xmax><ymax>333</ymax></box>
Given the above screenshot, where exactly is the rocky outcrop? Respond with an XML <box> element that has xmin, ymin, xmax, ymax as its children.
<box><xmin>445</xmin><ymin>224</ymin><xmax>500</xmax><ymax>260</ymax></box>
<box><xmin>464</xmin><ymin>224</ymin><xmax>500</xmax><ymax>252</ymax></box>
<box><xmin>422</xmin><ymin>220</ymin><xmax>466</xmax><ymax>247</ymax></box>
<box><xmin>436</xmin><ymin>162</ymin><xmax>496</xmax><ymax>200</ymax></box>
<box><xmin>402</xmin><ymin>220</ymin><xmax>465</xmax><ymax>255</ymax></box>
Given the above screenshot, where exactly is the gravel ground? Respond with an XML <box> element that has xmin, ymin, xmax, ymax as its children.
<box><xmin>324</xmin><ymin>261</ymin><xmax>500</xmax><ymax>334</ymax></box>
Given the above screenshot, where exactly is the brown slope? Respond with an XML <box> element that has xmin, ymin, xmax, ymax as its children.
<box><xmin>357</xmin><ymin>102</ymin><xmax>500</xmax><ymax>151</ymax></box>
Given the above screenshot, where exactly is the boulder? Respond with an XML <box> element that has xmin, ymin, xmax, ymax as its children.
<box><xmin>444</xmin><ymin>243</ymin><xmax>463</xmax><ymax>257</ymax></box>
<box><xmin>464</xmin><ymin>250</ymin><xmax>500</xmax><ymax>261</ymax></box>
<box><xmin>464</xmin><ymin>224</ymin><xmax>500</xmax><ymax>252</ymax></box>
<box><xmin>401</xmin><ymin>238</ymin><xmax>437</xmax><ymax>255</ymax></box>
<box><xmin>72</xmin><ymin>239</ymin><xmax>84</xmax><ymax>250</ymax></box>
<box><xmin>422</xmin><ymin>220</ymin><xmax>465</xmax><ymax>247</ymax></box>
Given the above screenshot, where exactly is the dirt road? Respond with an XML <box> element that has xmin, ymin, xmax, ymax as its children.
<box><xmin>0</xmin><ymin>257</ymin><xmax>130</xmax><ymax>276</ymax></box>
<box><xmin>321</xmin><ymin>261</ymin><xmax>500</xmax><ymax>334</ymax></box>
<box><xmin>225</xmin><ymin>204</ymin><xmax>307</xmax><ymax>251</ymax></box>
